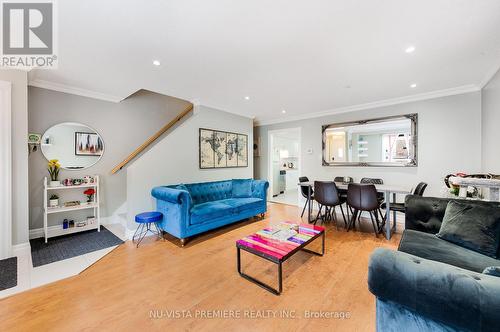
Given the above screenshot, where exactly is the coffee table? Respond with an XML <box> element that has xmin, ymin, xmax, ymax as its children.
<box><xmin>236</xmin><ymin>222</ymin><xmax>325</xmax><ymax>295</ymax></box>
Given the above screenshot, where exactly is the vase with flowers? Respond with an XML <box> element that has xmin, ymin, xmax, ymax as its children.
<box><xmin>47</xmin><ymin>159</ymin><xmax>61</xmax><ymax>187</ymax></box>
<box><xmin>84</xmin><ymin>188</ymin><xmax>95</xmax><ymax>203</ymax></box>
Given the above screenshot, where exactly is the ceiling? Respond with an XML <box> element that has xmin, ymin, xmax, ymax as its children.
<box><xmin>30</xmin><ymin>0</ymin><xmax>500</xmax><ymax>125</ymax></box>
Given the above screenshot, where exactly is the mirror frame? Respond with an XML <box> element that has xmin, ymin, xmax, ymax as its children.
<box><xmin>41</xmin><ymin>122</ymin><xmax>105</xmax><ymax>170</ymax></box>
<box><xmin>321</xmin><ymin>113</ymin><xmax>418</xmax><ymax>167</ymax></box>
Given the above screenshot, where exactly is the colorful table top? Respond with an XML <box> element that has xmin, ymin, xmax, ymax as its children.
<box><xmin>236</xmin><ymin>222</ymin><xmax>325</xmax><ymax>262</ymax></box>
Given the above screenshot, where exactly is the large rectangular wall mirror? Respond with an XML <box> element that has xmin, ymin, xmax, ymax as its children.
<box><xmin>322</xmin><ymin>114</ymin><xmax>418</xmax><ymax>167</ymax></box>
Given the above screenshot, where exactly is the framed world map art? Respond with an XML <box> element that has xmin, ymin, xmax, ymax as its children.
<box><xmin>199</xmin><ymin>128</ymin><xmax>248</xmax><ymax>169</ymax></box>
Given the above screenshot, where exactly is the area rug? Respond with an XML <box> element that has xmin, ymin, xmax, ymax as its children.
<box><xmin>0</xmin><ymin>257</ymin><xmax>17</xmax><ymax>291</ymax></box>
<box><xmin>30</xmin><ymin>226</ymin><xmax>124</xmax><ymax>267</ymax></box>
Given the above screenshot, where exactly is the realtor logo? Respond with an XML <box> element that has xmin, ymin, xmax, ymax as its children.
<box><xmin>1</xmin><ymin>0</ymin><xmax>57</xmax><ymax>68</ymax></box>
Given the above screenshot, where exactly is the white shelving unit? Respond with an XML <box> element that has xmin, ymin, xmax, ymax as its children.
<box><xmin>43</xmin><ymin>176</ymin><xmax>100</xmax><ymax>243</ymax></box>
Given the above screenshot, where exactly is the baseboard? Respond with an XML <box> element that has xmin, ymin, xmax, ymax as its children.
<box><xmin>301</xmin><ymin>204</ymin><xmax>406</xmax><ymax>228</ymax></box>
<box><xmin>29</xmin><ymin>215</ymin><xmax>128</xmax><ymax>240</ymax></box>
<box><xmin>125</xmin><ymin>227</ymin><xmax>137</xmax><ymax>241</ymax></box>
<box><xmin>29</xmin><ymin>225</ymin><xmax>70</xmax><ymax>239</ymax></box>
<box><xmin>101</xmin><ymin>215</ymin><xmax>127</xmax><ymax>228</ymax></box>
<box><xmin>29</xmin><ymin>228</ymin><xmax>44</xmax><ymax>239</ymax></box>
<box><xmin>12</xmin><ymin>242</ymin><xmax>31</xmax><ymax>256</ymax></box>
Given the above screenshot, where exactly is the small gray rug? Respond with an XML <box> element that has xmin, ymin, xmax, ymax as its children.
<box><xmin>0</xmin><ymin>257</ymin><xmax>17</xmax><ymax>291</ymax></box>
<box><xmin>30</xmin><ymin>226</ymin><xmax>124</xmax><ymax>267</ymax></box>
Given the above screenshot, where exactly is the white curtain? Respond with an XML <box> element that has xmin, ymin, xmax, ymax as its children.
<box><xmin>0</xmin><ymin>81</ymin><xmax>12</xmax><ymax>260</ymax></box>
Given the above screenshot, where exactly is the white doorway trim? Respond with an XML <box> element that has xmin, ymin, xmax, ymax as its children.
<box><xmin>267</xmin><ymin>127</ymin><xmax>302</xmax><ymax>200</ymax></box>
<box><xmin>0</xmin><ymin>80</ymin><xmax>12</xmax><ymax>260</ymax></box>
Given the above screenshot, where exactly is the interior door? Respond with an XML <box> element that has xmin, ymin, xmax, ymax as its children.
<box><xmin>329</xmin><ymin>132</ymin><xmax>347</xmax><ymax>162</ymax></box>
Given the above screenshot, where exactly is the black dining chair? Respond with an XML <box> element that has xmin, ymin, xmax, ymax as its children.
<box><xmin>360</xmin><ymin>177</ymin><xmax>384</xmax><ymax>200</ymax></box>
<box><xmin>360</xmin><ymin>178</ymin><xmax>383</xmax><ymax>185</ymax></box>
<box><xmin>314</xmin><ymin>181</ymin><xmax>347</xmax><ymax>229</ymax></box>
<box><xmin>299</xmin><ymin>176</ymin><xmax>314</xmax><ymax>218</ymax></box>
<box><xmin>360</xmin><ymin>177</ymin><xmax>385</xmax><ymax>218</ymax></box>
<box><xmin>334</xmin><ymin>176</ymin><xmax>353</xmax><ymax>184</ymax></box>
<box><xmin>334</xmin><ymin>176</ymin><xmax>352</xmax><ymax>219</ymax></box>
<box><xmin>381</xmin><ymin>182</ymin><xmax>428</xmax><ymax>222</ymax></box>
<box><xmin>347</xmin><ymin>183</ymin><xmax>382</xmax><ymax>237</ymax></box>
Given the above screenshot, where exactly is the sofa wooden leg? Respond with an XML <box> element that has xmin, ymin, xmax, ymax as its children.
<box><xmin>180</xmin><ymin>238</ymin><xmax>186</xmax><ymax>247</ymax></box>
<box><xmin>260</xmin><ymin>213</ymin><xmax>265</xmax><ymax>219</ymax></box>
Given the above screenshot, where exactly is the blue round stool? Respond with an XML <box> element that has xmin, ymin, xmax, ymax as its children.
<box><xmin>133</xmin><ymin>212</ymin><xmax>164</xmax><ymax>247</ymax></box>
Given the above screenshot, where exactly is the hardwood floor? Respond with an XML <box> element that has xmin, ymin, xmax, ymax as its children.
<box><xmin>0</xmin><ymin>203</ymin><xmax>400</xmax><ymax>331</ymax></box>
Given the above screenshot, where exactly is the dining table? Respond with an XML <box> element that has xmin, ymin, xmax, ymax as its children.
<box><xmin>298</xmin><ymin>181</ymin><xmax>412</xmax><ymax>240</ymax></box>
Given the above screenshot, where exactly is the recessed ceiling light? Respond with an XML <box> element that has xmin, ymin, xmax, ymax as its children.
<box><xmin>244</xmin><ymin>96</ymin><xmax>250</xmax><ymax>100</ymax></box>
<box><xmin>410</xmin><ymin>83</ymin><xmax>417</xmax><ymax>88</ymax></box>
<box><xmin>281</xmin><ymin>110</ymin><xmax>286</xmax><ymax>114</ymax></box>
<box><xmin>405</xmin><ymin>46</ymin><xmax>416</xmax><ymax>53</ymax></box>
<box><xmin>152</xmin><ymin>60</ymin><xmax>161</xmax><ymax>66</ymax></box>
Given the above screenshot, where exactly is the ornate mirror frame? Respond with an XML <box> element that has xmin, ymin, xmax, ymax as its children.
<box><xmin>321</xmin><ymin>113</ymin><xmax>418</xmax><ymax>167</ymax></box>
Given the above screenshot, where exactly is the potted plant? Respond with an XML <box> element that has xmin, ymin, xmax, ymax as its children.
<box><xmin>49</xmin><ymin>194</ymin><xmax>59</xmax><ymax>207</ymax></box>
<box><xmin>84</xmin><ymin>188</ymin><xmax>95</xmax><ymax>203</ymax></box>
<box><xmin>47</xmin><ymin>159</ymin><xmax>61</xmax><ymax>187</ymax></box>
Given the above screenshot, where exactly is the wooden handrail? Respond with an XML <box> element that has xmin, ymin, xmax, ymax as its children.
<box><xmin>110</xmin><ymin>103</ymin><xmax>194</xmax><ymax>174</ymax></box>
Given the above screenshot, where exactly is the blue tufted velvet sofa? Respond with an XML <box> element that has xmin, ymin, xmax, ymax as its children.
<box><xmin>368</xmin><ymin>195</ymin><xmax>500</xmax><ymax>332</ymax></box>
<box><xmin>151</xmin><ymin>179</ymin><xmax>268</xmax><ymax>245</ymax></box>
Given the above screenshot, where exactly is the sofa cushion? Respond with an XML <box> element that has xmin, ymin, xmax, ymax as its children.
<box><xmin>483</xmin><ymin>266</ymin><xmax>500</xmax><ymax>277</ymax></box>
<box><xmin>186</xmin><ymin>180</ymin><xmax>233</xmax><ymax>205</ymax></box>
<box><xmin>399</xmin><ymin>230</ymin><xmax>500</xmax><ymax>273</ymax></box>
<box><xmin>218</xmin><ymin>198</ymin><xmax>263</xmax><ymax>212</ymax></box>
<box><xmin>190</xmin><ymin>202</ymin><xmax>233</xmax><ymax>225</ymax></box>
<box><xmin>232</xmin><ymin>179</ymin><xmax>253</xmax><ymax>198</ymax></box>
<box><xmin>404</xmin><ymin>195</ymin><xmax>449</xmax><ymax>234</ymax></box>
<box><xmin>436</xmin><ymin>200</ymin><xmax>500</xmax><ymax>258</ymax></box>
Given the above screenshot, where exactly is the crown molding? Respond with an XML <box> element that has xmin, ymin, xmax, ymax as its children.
<box><xmin>254</xmin><ymin>84</ymin><xmax>480</xmax><ymax>126</ymax></box>
<box><xmin>196</xmin><ymin>102</ymin><xmax>256</xmax><ymax>120</ymax></box>
<box><xmin>29</xmin><ymin>79</ymin><xmax>123</xmax><ymax>103</ymax></box>
<box><xmin>478</xmin><ymin>62</ymin><xmax>500</xmax><ymax>89</ymax></box>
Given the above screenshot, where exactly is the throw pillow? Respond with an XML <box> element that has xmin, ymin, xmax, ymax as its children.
<box><xmin>436</xmin><ymin>200</ymin><xmax>500</xmax><ymax>258</ymax></box>
<box><xmin>232</xmin><ymin>179</ymin><xmax>253</xmax><ymax>198</ymax></box>
<box><xmin>176</xmin><ymin>184</ymin><xmax>193</xmax><ymax>206</ymax></box>
<box><xmin>483</xmin><ymin>266</ymin><xmax>500</xmax><ymax>277</ymax></box>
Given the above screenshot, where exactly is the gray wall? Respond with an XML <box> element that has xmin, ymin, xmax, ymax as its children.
<box><xmin>255</xmin><ymin>92</ymin><xmax>482</xmax><ymax>198</ymax></box>
<box><xmin>127</xmin><ymin>105</ymin><xmax>254</xmax><ymax>231</ymax></box>
<box><xmin>28</xmin><ymin>87</ymin><xmax>190</xmax><ymax>231</ymax></box>
<box><xmin>0</xmin><ymin>70</ymin><xmax>28</xmax><ymax>245</ymax></box>
<box><xmin>482</xmin><ymin>68</ymin><xmax>500</xmax><ymax>173</ymax></box>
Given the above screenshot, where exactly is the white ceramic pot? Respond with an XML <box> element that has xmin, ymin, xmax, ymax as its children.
<box><xmin>49</xmin><ymin>180</ymin><xmax>60</xmax><ymax>187</ymax></box>
<box><xmin>49</xmin><ymin>199</ymin><xmax>59</xmax><ymax>207</ymax></box>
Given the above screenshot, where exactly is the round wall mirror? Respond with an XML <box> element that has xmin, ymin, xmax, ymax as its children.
<box><xmin>41</xmin><ymin>122</ymin><xmax>104</xmax><ymax>170</ymax></box>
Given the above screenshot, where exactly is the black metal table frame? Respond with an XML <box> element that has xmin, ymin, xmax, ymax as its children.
<box><xmin>236</xmin><ymin>230</ymin><xmax>325</xmax><ymax>295</ymax></box>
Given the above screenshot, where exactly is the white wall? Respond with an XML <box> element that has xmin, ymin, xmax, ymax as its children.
<box><xmin>482</xmin><ymin>68</ymin><xmax>500</xmax><ymax>173</ymax></box>
<box><xmin>255</xmin><ymin>92</ymin><xmax>482</xmax><ymax>198</ymax></box>
<box><xmin>29</xmin><ymin>87</ymin><xmax>190</xmax><ymax>231</ymax></box>
<box><xmin>0</xmin><ymin>70</ymin><xmax>28</xmax><ymax>246</ymax></box>
<box><xmin>127</xmin><ymin>105</ymin><xmax>254</xmax><ymax>231</ymax></box>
